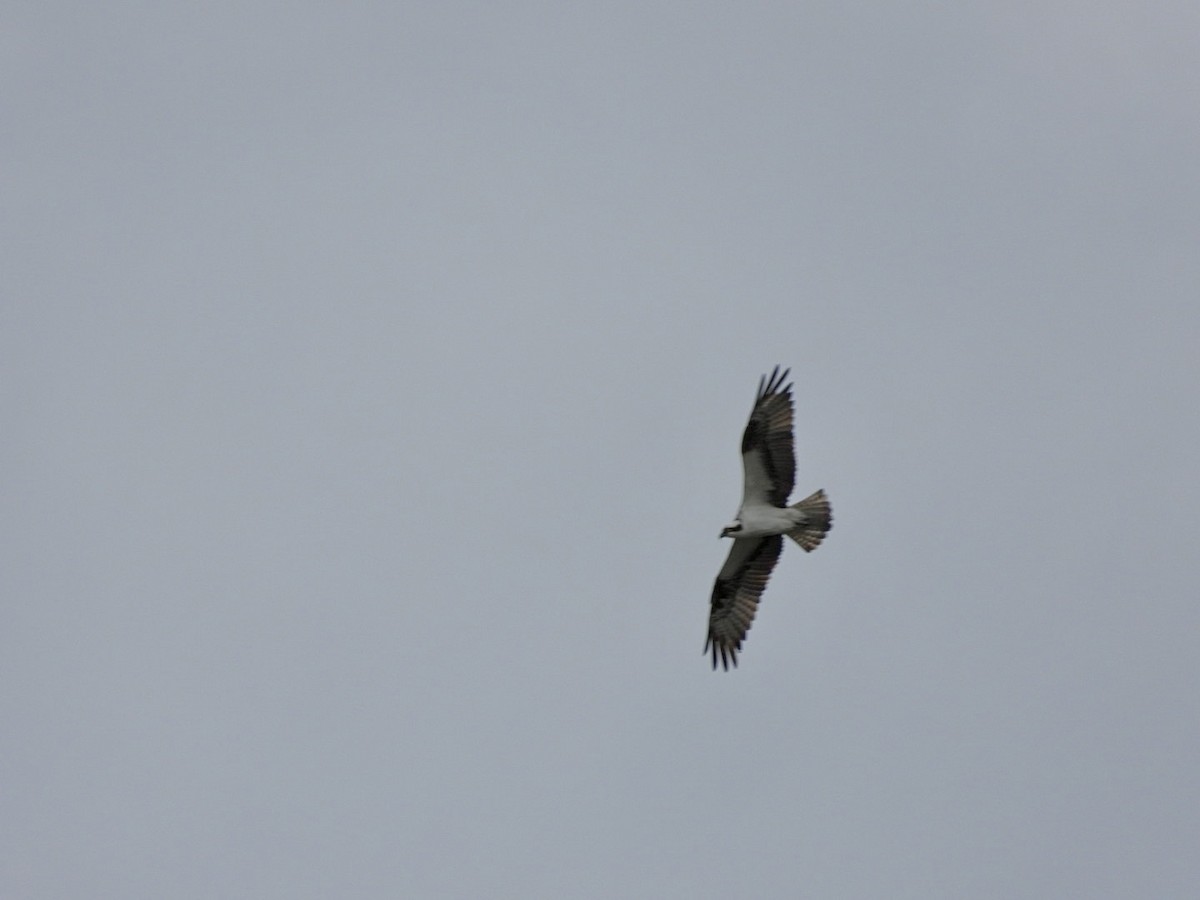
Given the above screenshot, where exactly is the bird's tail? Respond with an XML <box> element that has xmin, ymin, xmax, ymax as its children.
<box><xmin>786</xmin><ymin>489</ymin><xmax>832</xmax><ymax>551</ymax></box>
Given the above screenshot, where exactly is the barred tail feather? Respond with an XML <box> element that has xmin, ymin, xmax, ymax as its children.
<box><xmin>786</xmin><ymin>489</ymin><xmax>832</xmax><ymax>551</ymax></box>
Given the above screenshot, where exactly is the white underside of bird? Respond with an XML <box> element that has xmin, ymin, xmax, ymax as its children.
<box><xmin>723</xmin><ymin>503</ymin><xmax>813</xmax><ymax>539</ymax></box>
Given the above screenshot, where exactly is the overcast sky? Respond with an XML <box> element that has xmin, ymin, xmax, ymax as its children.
<box><xmin>5</xmin><ymin>3</ymin><xmax>1199</xmax><ymax>898</ymax></box>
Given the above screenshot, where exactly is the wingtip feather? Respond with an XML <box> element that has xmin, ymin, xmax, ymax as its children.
<box><xmin>757</xmin><ymin>365</ymin><xmax>791</xmax><ymax>401</ymax></box>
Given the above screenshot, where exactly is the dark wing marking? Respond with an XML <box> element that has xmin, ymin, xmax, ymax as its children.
<box><xmin>739</xmin><ymin>365</ymin><xmax>795</xmax><ymax>508</ymax></box>
<box><xmin>705</xmin><ymin>535</ymin><xmax>784</xmax><ymax>670</ymax></box>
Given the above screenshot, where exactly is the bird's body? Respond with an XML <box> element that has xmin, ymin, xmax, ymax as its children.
<box><xmin>728</xmin><ymin>503</ymin><xmax>812</xmax><ymax>539</ymax></box>
<box><xmin>705</xmin><ymin>366</ymin><xmax>832</xmax><ymax>670</ymax></box>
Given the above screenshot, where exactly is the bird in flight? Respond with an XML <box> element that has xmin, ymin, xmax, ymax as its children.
<box><xmin>705</xmin><ymin>366</ymin><xmax>832</xmax><ymax>669</ymax></box>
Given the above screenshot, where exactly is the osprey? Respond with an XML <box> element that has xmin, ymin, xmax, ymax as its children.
<box><xmin>706</xmin><ymin>366</ymin><xmax>832</xmax><ymax>669</ymax></box>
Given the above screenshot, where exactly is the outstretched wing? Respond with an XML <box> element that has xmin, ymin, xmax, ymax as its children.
<box><xmin>740</xmin><ymin>365</ymin><xmax>795</xmax><ymax>508</ymax></box>
<box><xmin>705</xmin><ymin>535</ymin><xmax>784</xmax><ymax>670</ymax></box>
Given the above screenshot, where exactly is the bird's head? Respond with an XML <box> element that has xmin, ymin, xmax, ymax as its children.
<box><xmin>720</xmin><ymin>522</ymin><xmax>744</xmax><ymax>539</ymax></box>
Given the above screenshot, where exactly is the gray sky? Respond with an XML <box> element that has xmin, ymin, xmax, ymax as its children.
<box><xmin>5</xmin><ymin>3</ymin><xmax>1199</xmax><ymax>897</ymax></box>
